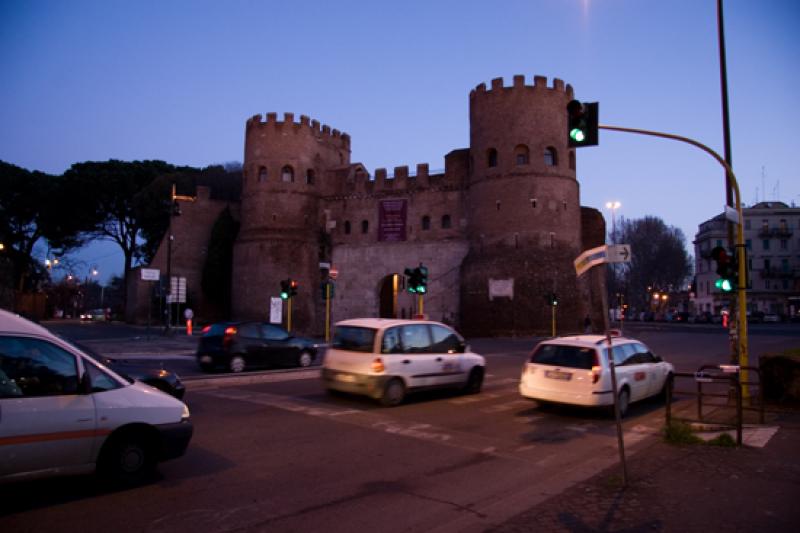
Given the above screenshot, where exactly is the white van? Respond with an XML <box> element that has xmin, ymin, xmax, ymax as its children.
<box><xmin>322</xmin><ymin>318</ymin><xmax>486</xmax><ymax>406</ymax></box>
<box><xmin>0</xmin><ymin>309</ymin><xmax>193</xmax><ymax>484</ymax></box>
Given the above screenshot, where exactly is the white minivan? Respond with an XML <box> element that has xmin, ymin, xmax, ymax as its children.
<box><xmin>0</xmin><ymin>309</ymin><xmax>193</xmax><ymax>484</ymax></box>
<box><xmin>322</xmin><ymin>318</ymin><xmax>486</xmax><ymax>406</ymax></box>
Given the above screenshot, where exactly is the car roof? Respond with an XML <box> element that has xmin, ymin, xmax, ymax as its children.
<box><xmin>539</xmin><ymin>334</ymin><xmax>639</xmax><ymax>348</ymax></box>
<box><xmin>0</xmin><ymin>308</ymin><xmax>55</xmax><ymax>338</ymax></box>
<box><xmin>334</xmin><ymin>318</ymin><xmax>446</xmax><ymax>330</ymax></box>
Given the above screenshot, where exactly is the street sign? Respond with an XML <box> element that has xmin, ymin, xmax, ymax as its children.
<box><xmin>574</xmin><ymin>245</ymin><xmax>608</xmax><ymax>277</ymax></box>
<box><xmin>141</xmin><ymin>268</ymin><xmax>160</xmax><ymax>281</ymax></box>
<box><xmin>167</xmin><ymin>276</ymin><xmax>187</xmax><ymax>303</ymax></box>
<box><xmin>270</xmin><ymin>297</ymin><xmax>283</xmax><ymax>324</ymax></box>
<box><xmin>607</xmin><ymin>244</ymin><xmax>632</xmax><ymax>264</ymax></box>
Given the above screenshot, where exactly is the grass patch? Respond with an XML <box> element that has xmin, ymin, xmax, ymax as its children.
<box><xmin>663</xmin><ymin>420</ymin><xmax>703</xmax><ymax>445</ymax></box>
<box><xmin>707</xmin><ymin>432</ymin><xmax>737</xmax><ymax>447</ymax></box>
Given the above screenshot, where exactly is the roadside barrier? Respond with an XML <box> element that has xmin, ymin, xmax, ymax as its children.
<box><xmin>665</xmin><ymin>364</ymin><xmax>764</xmax><ymax>447</ymax></box>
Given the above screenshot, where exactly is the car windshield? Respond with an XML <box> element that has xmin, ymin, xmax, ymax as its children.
<box><xmin>332</xmin><ymin>326</ymin><xmax>376</xmax><ymax>353</ymax></box>
<box><xmin>531</xmin><ymin>344</ymin><xmax>597</xmax><ymax>369</ymax></box>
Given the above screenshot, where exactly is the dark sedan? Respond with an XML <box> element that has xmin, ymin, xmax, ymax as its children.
<box><xmin>196</xmin><ymin>322</ymin><xmax>319</xmax><ymax>373</ymax></box>
<box><xmin>71</xmin><ymin>340</ymin><xmax>186</xmax><ymax>399</ymax></box>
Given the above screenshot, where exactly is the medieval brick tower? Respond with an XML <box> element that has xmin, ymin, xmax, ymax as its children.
<box><xmin>227</xmin><ymin>75</ymin><xmax>605</xmax><ymax>336</ymax></box>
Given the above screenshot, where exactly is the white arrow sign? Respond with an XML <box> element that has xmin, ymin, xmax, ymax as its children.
<box><xmin>607</xmin><ymin>244</ymin><xmax>632</xmax><ymax>263</ymax></box>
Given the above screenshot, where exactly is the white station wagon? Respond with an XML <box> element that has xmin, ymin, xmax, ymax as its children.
<box><xmin>519</xmin><ymin>333</ymin><xmax>674</xmax><ymax>417</ymax></box>
<box><xmin>322</xmin><ymin>318</ymin><xmax>486</xmax><ymax>406</ymax></box>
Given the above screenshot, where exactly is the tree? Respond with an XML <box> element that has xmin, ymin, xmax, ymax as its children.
<box><xmin>0</xmin><ymin>161</ymin><xmax>89</xmax><ymax>292</ymax></box>
<box><xmin>62</xmin><ymin>160</ymin><xmax>182</xmax><ymax>309</ymax></box>
<box><xmin>610</xmin><ymin>216</ymin><xmax>693</xmax><ymax>311</ymax></box>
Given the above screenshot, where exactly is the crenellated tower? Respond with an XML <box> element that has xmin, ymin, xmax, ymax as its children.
<box><xmin>460</xmin><ymin>75</ymin><xmax>590</xmax><ymax>335</ymax></box>
<box><xmin>232</xmin><ymin>112</ymin><xmax>351</xmax><ymax>329</ymax></box>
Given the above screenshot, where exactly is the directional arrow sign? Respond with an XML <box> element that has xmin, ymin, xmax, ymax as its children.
<box><xmin>607</xmin><ymin>244</ymin><xmax>632</xmax><ymax>264</ymax></box>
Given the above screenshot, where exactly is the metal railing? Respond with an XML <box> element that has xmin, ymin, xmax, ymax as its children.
<box><xmin>665</xmin><ymin>364</ymin><xmax>763</xmax><ymax>446</ymax></box>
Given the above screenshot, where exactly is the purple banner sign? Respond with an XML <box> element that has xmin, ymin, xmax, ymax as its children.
<box><xmin>378</xmin><ymin>199</ymin><xmax>407</xmax><ymax>242</ymax></box>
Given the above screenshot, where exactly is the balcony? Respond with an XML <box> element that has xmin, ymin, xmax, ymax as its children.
<box><xmin>757</xmin><ymin>227</ymin><xmax>793</xmax><ymax>238</ymax></box>
<box><xmin>759</xmin><ymin>268</ymin><xmax>799</xmax><ymax>280</ymax></box>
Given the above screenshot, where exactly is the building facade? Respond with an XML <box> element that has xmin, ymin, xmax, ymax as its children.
<box><xmin>138</xmin><ymin>75</ymin><xmax>608</xmax><ymax>336</ymax></box>
<box><xmin>693</xmin><ymin>201</ymin><xmax>800</xmax><ymax>319</ymax></box>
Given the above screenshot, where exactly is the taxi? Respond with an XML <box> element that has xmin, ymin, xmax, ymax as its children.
<box><xmin>322</xmin><ymin>318</ymin><xmax>485</xmax><ymax>406</ymax></box>
<box><xmin>519</xmin><ymin>333</ymin><xmax>674</xmax><ymax>417</ymax></box>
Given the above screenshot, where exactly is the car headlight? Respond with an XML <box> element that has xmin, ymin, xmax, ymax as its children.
<box><xmin>181</xmin><ymin>404</ymin><xmax>191</xmax><ymax>421</ymax></box>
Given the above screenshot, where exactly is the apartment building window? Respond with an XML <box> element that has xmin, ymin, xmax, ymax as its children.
<box><xmin>745</xmin><ymin>239</ymin><xmax>752</xmax><ymax>250</ymax></box>
<box><xmin>780</xmin><ymin>239</ymin><xmax>787</xmax><ymax>251</ymax></box>
<box><xmin>745</xmin><ymin>219</ymin><xmax>751</xmax><ymax>230</ymax></box>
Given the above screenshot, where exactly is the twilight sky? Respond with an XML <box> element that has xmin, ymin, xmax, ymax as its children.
<box><xmin>1</xmin><ymin>0</ymin><xmax>798</xmax><ymax>283</ymax></box>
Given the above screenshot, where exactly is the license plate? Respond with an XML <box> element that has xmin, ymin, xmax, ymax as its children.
<box><xmin>200</xmin><ymin>355</ymin><xmax>212</xmax><ymax>364</ymax></box>
<box><xmin>335</xmin><ymin>373</ymin><xmax>356</xmax><ymax>383</ymax></box>
<box><xmin>545</xmin><ymin>370</ymin><xmax>572</xmax><ymax>381</ymax></box>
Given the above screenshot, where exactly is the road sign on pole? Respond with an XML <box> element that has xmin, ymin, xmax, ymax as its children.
<box><xmin>607</xmin><ymin>244</ymin><xmax>632</xmax><ymax>264</ymax></box>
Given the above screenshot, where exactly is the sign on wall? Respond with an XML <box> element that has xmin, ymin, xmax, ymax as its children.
<box><xmin>378</xmin><ymin>199</ymin><xmax>407</xmax><ymax>242</ymax></box>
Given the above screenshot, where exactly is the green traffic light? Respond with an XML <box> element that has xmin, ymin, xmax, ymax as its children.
<box><xmin>417</xmin><ymin>285</ymin><xmax>427</xmax><ymax>294</ymax></box>
<box><xmin>280</xmin><ymin>291</ymin><xmax>289</xmax><ymax>300</ymax></box>
<box><xmin>570</xmin><ymin>128</ymin><xmax>586</xmax><ymax>142</ymax></box>
<box><xmin>715</xmin><ymin>278</ymin><xmax>733</xmax><ymax>292</ymax></box>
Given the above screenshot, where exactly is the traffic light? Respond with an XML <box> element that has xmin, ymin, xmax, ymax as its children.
<box><xmin>404</xmin><ymin>265</ymin><xmax>429</xmax><ymax>294</ymax></box>
<box><xmin>544</xmin><ymin>293</ymin><xmax>558</xmax><ymax>306</ymax></box>
<box><xmin>289</xmin><ymin>279</ymin><xmax>299</xmax><ymax>297</ymax></box>
<box><xmin>417</xmin><ymin>265</ymin><xmax>428</xmax><ymax>294</ymax></box>
<box><xmin>280</xmin><ymin>279</ymin><xmax>291</xmax><ymax>300</ymax></box>
<box><xmin>711</xmin><ymin>246</ymin><xmax>735</xmax><ymax>292</ymax></box>
<box><xmin>566</xmin><ymin>100</ymin><xmax>599</xmax><ymax>147</ymax></box>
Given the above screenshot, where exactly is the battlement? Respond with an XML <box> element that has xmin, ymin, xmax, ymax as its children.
<box><xmin>246</xmin><ymin>112</ymin><xmax>351</xmax><ymax>147</ymax></box>
<box><xmin>469</xmin><ymin>74</ymin><xmax>574</xmax><ymax>100</ymax></box>
<box><xmin>333</xmin><ymin>159</ymin><xmax>467</xmax><ymax>198</ymax></box>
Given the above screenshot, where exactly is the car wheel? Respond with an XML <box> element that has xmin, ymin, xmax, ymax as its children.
<box><xmin>230</xmin><ymin>355</ymin><xmax>246</xmax><ymax>373</ymax></box>
<box><xmin>98</xmin><ymin>432</ymin><xmax>156</xmax><ymax>486</ymax></box>
<box><xmin>463</xmin><ymin>367</ymin><xmax>484</xmax><ymax>394</ymax></box>
<box><xmin>380</xmin><ymin>378</ymin><xmax>405</xmax><ymax>407</ymax></box>
<box><xmin>297</xmin><ymin>350</ymin><xmax>313</xmax><ymax>368</ymax></box>
<box><xmin>614</xmin><ymin>387</ymin><xmax>630</xmax><ymax>418</ymax></box>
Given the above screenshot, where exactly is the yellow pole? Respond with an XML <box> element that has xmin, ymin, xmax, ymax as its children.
<box><xmin>599</xmin><ymin>125</ymin><xmax>749</xmax><ymax>397</ymax></box>
<box><xmin>325</xmin><ymin>283</ymin><xmax>331</xmax><ymax>342</ymax></box>
<box><xmin>552</xmin><ymin>304</ymin><xmax>556</xmax><ymax>337</ymax></box>
<box><xmin>287</xmin><ymin>297</ymin><xmax>292</xmax><ymax>333</ymax></box>
<box><xmin>418</xmin><ymin>294</ymin><xmax>424</xmax><ymax>316</ymax></box>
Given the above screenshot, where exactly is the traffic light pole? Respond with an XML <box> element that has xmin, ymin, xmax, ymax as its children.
<box><xmin>287</xmin><ymin>297</ymin><xmax>292</xmax><ymax>333</ymax></box>
<box><xmin>599</xmin><ymin>124</ymin><xmax>750</xmax><ymax>398</ymax></box>
<box><xmin>325</xmin><ymin>283</ymin><xmax>331</xmax><ymax>342</ymax></box>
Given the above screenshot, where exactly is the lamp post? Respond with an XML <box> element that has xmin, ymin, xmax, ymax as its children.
<box><xmin>606</xmin><ymin>201</ymin><xmax>622</xmax><ymax>327</ymax></box>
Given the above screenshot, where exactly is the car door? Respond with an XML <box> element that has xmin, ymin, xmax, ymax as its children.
<box><xmin>237</xmin><ymin>323</ymin><xmax>267</xmax><ymax>368</ymax></box>
<box><xmin>612</xmin><ymin>342</ymin><xmax>650</xmax><ymax>402</ymax></box>
<box><xmin>389</xmin><ymin>324</ymin><xmax>438</xmax><ymax>389</ymax></box>
<box><xmin>429</xmin><ymin>324</ymin><xmax>466</xmax><ymax>385</ymax></box>
<box><xmin>634</xmin><ymin>343</ymin><xmax>669</xmax><ymax>397</ymax></box>
<box><xmin>261</xmin><ymin>324</ymin><xmax>295</xmax><ymax>366</ymax></box>
<box><xmin>0</xmin><ymin>336</ymin><xmax>96</xmax><ymax>477</ymax></box>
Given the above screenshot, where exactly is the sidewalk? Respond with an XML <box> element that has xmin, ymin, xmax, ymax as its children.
<box><xmin>490</xmin><ymin>406</ymin><xmax>800</xmax><ymax>532</ymax></box>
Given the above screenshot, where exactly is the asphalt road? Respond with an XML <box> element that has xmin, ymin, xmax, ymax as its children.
<box><xmin>2</xmin><ymin>322</ymin><xmax>797</xmax><ymax>531</ymax></box>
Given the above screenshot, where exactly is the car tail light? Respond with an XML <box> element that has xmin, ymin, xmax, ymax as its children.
<box><xmin>201</xmin><ymin>325</ymin><xmax>211</xmax><ymax>334</ymax></box>
<box><xmin>223</xmin><ymin>326</ymin><xmax>237</xmax><ymax>347</ymax></box>
<box><xmin>371</xmin><ymin>357</ymin><xmax>385</xmax><ymax>373</ymax></box>
<box><xmin>589</xmin><ymin>351</ymin><xmax>602</xmax><ymax>384</ymax></box>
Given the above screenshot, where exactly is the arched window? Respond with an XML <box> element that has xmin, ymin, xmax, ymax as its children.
<box><xmin>514</xmin><ymin>145</ymin><xmax>529</xmax><ymax>165</ymax></box>
<box><xmin>258</xmin><ymin>166</ymin><xmax>268</xmax><ymax>182</ymax></box>
<box><xmin>344</xmin><ymin>221</ymin><xmax>351</xmax><ymax>235</ymax></box>
<box><xmin>544</xmin><ymin>147</ymin><xmax>558</xmax><ymax>167</ymax></box>
<box><xmin>487</xmin><ymin>148</ymin><xmax>498</xmax><ymax>168</ymax></box>
<box><xmin>361</xmin><ymin>220</ymin><xmax>369</xmax><ymax>234</ymax></box>
<box><xmin>281</xmin><ymin>165</ymin><xmax>294</xmax><ymax>182</ymax></box>
<box><xmin>306</xmin><ymin>169</ymin><xmax>315</xmax><ymax>185</ymax></box>
<box><xmin>422</xmin><ymin>215</ymin><xmax>431</xmax><ymax>231</ymax></box>
<box><xmin>441</xmin><ymin>214</ymin><xmax>452</xmax><ymax>229</ymax></box>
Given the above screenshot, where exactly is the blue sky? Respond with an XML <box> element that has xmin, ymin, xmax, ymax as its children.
<box><xmin>1</xmin><ymin>0</ymin><xmax>798</xmax><ymax>283</ymax></box>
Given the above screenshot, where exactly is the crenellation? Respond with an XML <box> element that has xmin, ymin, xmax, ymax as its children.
<box><xmin>332</xmin><ymin>129</ymin><xmax>341</xmax><ymax>138</ymax></box>
<box><xmin>513</xmin><ymin>74</ymin><xmax>525</xmax><ymax>88</ymax></box>
<box><xmin>375</xmin><ymin>168</ymin><xmax>387</xmax><ymax>183</ymax></box>
<box><xmin>300</xmin><ymin>115</ymin><xmax>310</xmax><ymax>126</ymax></box>
<box><xmin>534</xmin><ymin>75</ymin><xmax>547</xmax><ymax>88</ymax></box>
<box><xmin>491</xmin><ymin>77</ymin><xmax>504</xmax><ymax>91</ymax></box>
<box><xmin>311</xmin><ymin>119</ymin><xmax>320</xmax><ymax>132</ymax></box>
<box><xmin>553</xmin><ymin>78</ymin><xmax>564</xmax><ymax>91</ymax></box>
<box><xmin>416</xmin><ymin>163</ymin><xmax>429</xmax><ymax>181</ymax></box>
<box><xmin>394</xmin><ymin>166</ymin><xmax>409</xmax><ymax>180</ymax></box>
<box><xmin>284</xmin><ymin>112</ymin><xmax>295</xmax><ymax>124</ymax></box>
<box><xmin>322</xmin><ymin>125</ymin><xmax>331</xmax><ymax>135</ymax></box>
<box><xmin>266</xmin><ymin>112</ymin><xmax>278</xmax><ymax>122</ymax></box>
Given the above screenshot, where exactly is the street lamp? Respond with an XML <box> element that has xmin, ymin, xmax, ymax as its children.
<box><xmin>605</xmin><ymin>201</ymin><xmax>621</xmax><ymax>244</ymax></box>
